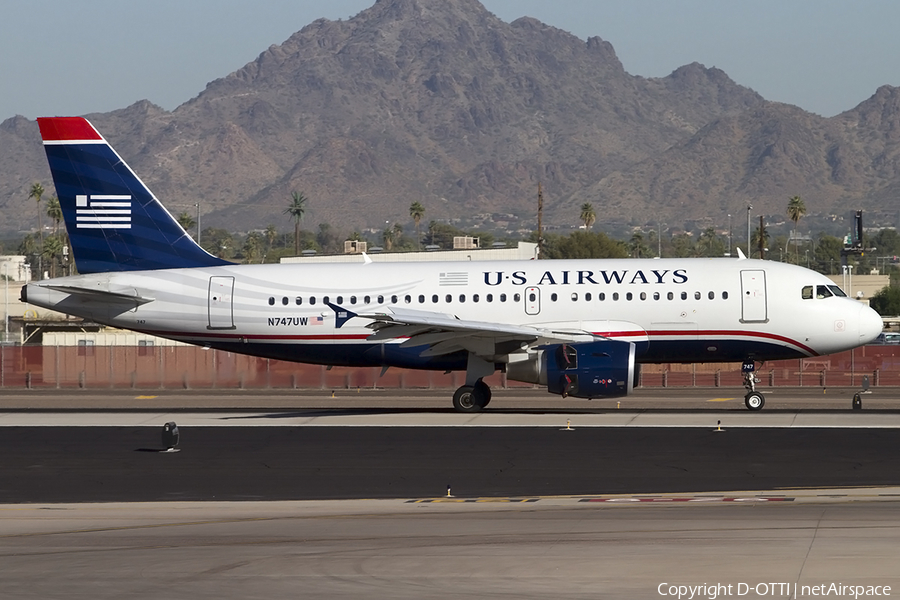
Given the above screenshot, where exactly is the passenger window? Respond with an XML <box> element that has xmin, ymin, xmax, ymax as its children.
<box><xmin>613</xmin><ymin>292</ymin><xmax>619</xmax><ymax>301</ymax></box>
<box><xmin>551</xmin><ymin>293</ymin><xmax>558</xmax><ymax>302</ymax></box>
<box><xmin>364</xmin><ymin>296</ymin><xmax>371</xmax><ymax>304</ymax></box>
<box><xmin>418</xmin><ymin>295</ymin><xmax>425</xmax><ymax>303</ymax></box>
<box><xmin>350</xmin><ymin>296</ymin><xmax>357</xmax><ymax>305</ymax></box>
<box><xmin>377</xmin><ymin>295</ymin><xmax>384</xmax><ymax>304</ymax></box>
<box><xmin>571</xmin><ymin>293</ymin><xmax>578</xmax><ymax>301</ymax></box>
<box><xmin>404</xmin><ymin>295</ymin><xmax>411</xmax><ymax>303</ymax></box>
<box><xmin>722</xmin><ymin>291</ymin><xmax>728</xmax><ymax>300</ymax></box>
<box><xmin>802</xmin><ymin>286</ymin><xmax>813</xmax><ymax>300</ymax></box>
<box><xmin>268</xmin><ymin>297</ymin><xmax>275</xmax><ymax>306</ymax></box>
<box><xmin>668</xmin><ymin>292</ymin><xmax>674</xmax><ymax>300</ymax></box>
<box><xmin>626</xmin><ymin>292</ymin><xmax>633</xmax><ymax>301</ymax></box>
<box><xmin>694</xmin><ymin>292</ymin><xmax>701</xmax><ymax>300</ymax></box>
<box><xmin>514</xmin><ymin>293</ymin><xmax>521</xmax><ymax>302</ymax></box>
<box><xmin>295</xmin><ymin>297</ymin><xmax>303</xmax><ymax>305</ymax></box>
<box><xmin>599</xmin><ymin>292</ymin><xmax>606</xmax><ymax>301</ymax></box>
<box><xmin>473</xmin><ymin>294</ymin><xmax>479</xmax><ymax>302</ymax></box>
<box><xmin>816</xmin><ymin>285</ymin><xmax>833</xmax><ymax>299</ymax></box>
<box><xmin>459</xmin><ymin>294</ymin><xmax>466</xmax><ymax>303</ymax></box>
<box><xmin>323</xmin><ymin>296</ymin><xmax>330</xmax><ymax>304</ymax></box>
<box><xmin>653</xmin><ymin>292</ymin><xmax>660</xmax><ymax>300</ymax></box>
<box><xmin>282</xmin><ymin>297</ymin><xmax>289</xmax><ymax>305</ymax></box>
<box><xmin>681</xmin><ymin>292</ymin><xmax>687</xmax><ymax>300</ymax></box>
<box><xmin>310</xmin><ymin>297</ymin><xmax>317</xmax><ymax>305</ymax></box>
<box><xmin>391</xmin><ymin>295</ymin><xmax>398</xmax><ymax>304</ymax></box>
<box><xmin>446</xmin><ymin>294</ymin><xmax>452</xmax><ymax>303</ymax></box>
<box><xmin>640</xmin><ymin>292</ymin><xmax>646</xmax><ymax>301</ymax></box>
<box><xmin>708</xmin><ymin>291</ymin><xmax>715</xmax><ymax>300</ymax></box>
<box><xmin>432</xmin><ymin>294</ymin><xmax>438</xmax><ymax>303</ymax></box>
<box><xmin>487</xmin><ymin>294</ymin><xmax>493</xmax><ymax>302</ymax></box>
<box><xmin>336</xmin><ymin>296</ymin><xmax>343</xmax><ymax>304</ymax></box>
<box><xmin>585</xmin><ymin>292</ymin><xmax>592</xmax><ymax>301</ymax></box>
<box><xmin>500</xmin><ymin>294</ymin><xmax>507</xmax><ymax>302</ymax></box>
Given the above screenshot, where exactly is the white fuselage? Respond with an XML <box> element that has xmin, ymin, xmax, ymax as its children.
<box><xmin>26</xmin><ymin>257</ymin><xmax>883</xmax><ymax>372</ymax></box>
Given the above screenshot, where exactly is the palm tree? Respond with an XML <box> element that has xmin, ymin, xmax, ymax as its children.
<box><xmin>242</xmin><ymin>232</ymin><xmax>263</xmax><ymax>263</ymax></box>
<box><xmin>787</xmin><ymin>195</ymin><xmax>806</xmax><ymax>263</ymax></box>
<box><xmin>28</xmin><ymin>183</ymin><xmax>45</xmax><ymax>244</ymax></box>
<box><xmin>46</xmin><ymin>196</ymin><xmax>63</xmax><ymax>235</ymax></box>
<box><xmin>751</xmin><ymin>224</ymin><xmax>770</xmax><ymax>259</ymax></box>
<box><xmin>409</xmin><ymin>201</ymin><xmax>425</xmax><ymax>250</ymax></box>
<box><xmin>42</xmin><ymin>236</ymin><xmax>63</xmax><ymax>278</ymax></box>
<box><xmin>265</xmin><ymin>224</ymin><xmax>278</xmax><ymax>254</ymax></box>
<box><xmin>629</xmin><ymin>231</ymin><xmax>649</xmax><ymax>258</ymax></box>
<box><xmin>580</xmin><ymin>203</ymin><xmax>596</xmax><ymax>230</ymax></box>
<box><xmin>177</xmin><ymin>211</ymin><xmax>196</xmax><ymax>233</ymax></box>
<box><xmin>284</xmin><ymin>191</ymin><xmax>308</xmax><ymax>255</ymax></box>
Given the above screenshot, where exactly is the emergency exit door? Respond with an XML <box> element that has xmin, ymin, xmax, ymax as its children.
<box><xmin>740</xmin><ymin>270</ymin><xmax>767</xmax><ymax>322</ymax></box>
<box><xmin>524</xmin><ymin>286</ymin><xmax>541</xmax><ymax>315</ymax></box>
<box><xmin>208</xmin><ymin>276</ymin><xmax>235</xmax><ymax>329</ymax></box>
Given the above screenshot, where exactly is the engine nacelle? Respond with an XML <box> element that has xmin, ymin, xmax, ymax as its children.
<box><xmin>507</xmin><ymin>340</ymin><xmax>635</xmax><ymax>399</ymax></box>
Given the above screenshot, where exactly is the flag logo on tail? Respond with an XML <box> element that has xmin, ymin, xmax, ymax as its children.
<box><xmin>75</xmin><ymin>195</ymin><xmax>132</xmax><ymax>229</ymax></box>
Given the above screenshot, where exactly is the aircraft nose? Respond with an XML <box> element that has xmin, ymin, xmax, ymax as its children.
<box><xmin>858</xmin><ymin>304</ymin><xmax>883</xmax><ymax>345</ymax></box>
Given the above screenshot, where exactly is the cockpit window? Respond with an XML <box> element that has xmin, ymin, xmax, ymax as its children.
<box><xmin>801</xmin><ymin>285</ymin><xmax>813</xmax><ymax>300</ymax></box>
<box><xmin>828</xmin><ymin>285</ymin><xmax>847</xmax><ymax>298</ymax></box>
<box><xmin>816</xmin><ymin>285</ymin><xmax>833</xmax><ymax>299</ymax></box>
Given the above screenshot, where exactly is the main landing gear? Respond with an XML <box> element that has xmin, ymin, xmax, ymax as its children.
<box><xmin>452</xmin><ymin>380</ymin><xmax>492</xmax><ymax>412</ymax></box>
<box><xmin>741</xmin><ymin>360</ymin><xmax>765</xmax><ymax>411</ymax></box>
<box><xmin>452</xmin><ymin>353</ymin><xmax>495</xmax><ymax>412</ymax></box>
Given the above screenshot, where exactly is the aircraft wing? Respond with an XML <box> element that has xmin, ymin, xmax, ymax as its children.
<box><xmin>341</xmin><ymin>305</ymin><xmax>599</xmax><ymax>358</ymax></box>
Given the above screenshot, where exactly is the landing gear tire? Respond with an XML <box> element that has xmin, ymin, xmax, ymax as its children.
<box><xmin>744</xmin><ymin>391</ymin><xmax>765</xmax><ymax>411</ymax></box>
<box><xmin>453</xmin><ymin>381</ymin><xmax>491</xmax><ymax>412</ymax></box>
<box><xmin>474</xmin><ymin>380</ymin><xmax>492</xmax><ymax>408</ymax></box>
<box><xmin>453</xmin><ymin>386</ymin><xmax>479</xmax><ymax>412</ymax></box>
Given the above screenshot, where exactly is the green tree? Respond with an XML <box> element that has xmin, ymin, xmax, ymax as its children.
<box><xmin>580</xmin><ymin>203</ymin><xmax>596</xmax><ymax>230</ymax></box>
<box><xmin>409</xmin><ymin>201</ymin><xmax>425</xmax><ymax>250</ymax></box>
<box><xmin>629</xmin><ymin>231</ymin><xmax>651</xmax><ymax>258</ymax></box>
<box><xmin>787</xmin><ymin>195</ymin><xmax>807</xmax><ymax>263</ymax></box>
<box><xmin>870</xmin><ymin>286</ymin><xmax>900</xmax><ymax>316</ymax></box>
<box><xmin>45</xmin><ymin>196</ymin><xmax>63</xmax><ymax>236</ymax></box>
<box><xmin>670</xmin><ymin>233</ymin><xmax>696</xmax><ymax>258</ymax></box>
<box><xmin>541</xmin><ymin>231</ymin><xmax>628</xmax><ymax>259</ymax></box>
<box><xmin>284</xmin><ymin>191</ymin><xmax>308</xmax><ymax>255</ymax></box>
<box><xmin>177</xmin><ymin>211</ymin><xmax>196</xmax><ymax>233</ymax></box>
<box><xmin>265</xmin><ymin>224</ymin><xmax>278</xmax><ymax>254</ymax></box>
<box><xmin>42</xmin><ymin>235</ymin><xmax>63</xmax><ymax>278</ymax></box>
<box><xmin>696</xmin><ymin>227</ymin><xmax>725</xmax><ymax>257</ymax></box>
<box><xmin>751</xmin><ymin>224</ymin><xmax>770</xmax><ymax>259</ymax></box>
<box><xmin>242</xmin><ymin>232</ymin><xmax>263</xmax><ymax>263</ymax></box>
<box><xmin>201</xmin><ymin>228</ymin><xmax>235</xmax><ymax>259</ymax></box>
<box><xmin>815</xmin><ymin>234</ymin><xmax>843</xmax><ymax>274</ymax></box>
<box><xmin>28</xmin><ymin>182</ymin><xmax>45</xmax><ymax>246</ymax></box>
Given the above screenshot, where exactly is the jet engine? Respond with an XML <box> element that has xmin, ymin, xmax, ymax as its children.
<box><xmin>506</xmin><ymin>340</ymin><xmax>636</xmax><ymax>399</ymax></box>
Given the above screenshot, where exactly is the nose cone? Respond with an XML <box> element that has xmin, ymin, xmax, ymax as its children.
<box><xmin>858</xmin><ymin>304</ymin><xmax>883</xmax><ymax>345</ymax></box>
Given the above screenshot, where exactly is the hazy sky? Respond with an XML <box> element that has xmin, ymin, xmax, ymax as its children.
<box><xmin>2</xmin><ymin>0</ymin><xmax>898</xmax><ymax>120</ymax></box>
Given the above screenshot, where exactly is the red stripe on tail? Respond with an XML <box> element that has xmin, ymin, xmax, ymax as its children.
<box><xmin>37</xmin><ymin>117</ymin><xmax>102</xmax><ymax>142</ymax></box>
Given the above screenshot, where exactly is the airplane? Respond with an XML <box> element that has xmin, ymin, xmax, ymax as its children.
<box><xmin>23</xmin><ymin>117</ymin><xmax>884</xmax><ymax>412</ymax></box>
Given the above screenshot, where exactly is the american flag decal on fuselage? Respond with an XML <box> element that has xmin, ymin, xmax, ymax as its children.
<box><xmin>75</xmin><ymin>195</ymin><xmax>132</xmax><ymax>229</ymax></box>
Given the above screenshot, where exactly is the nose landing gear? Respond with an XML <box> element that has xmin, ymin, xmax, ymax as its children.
<box><xmin>742</xmin><ymin>360</ymin><xmax>765</xmax><ymax>411</ymax></box>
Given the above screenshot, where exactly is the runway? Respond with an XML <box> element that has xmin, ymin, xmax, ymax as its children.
<box><xmin>2</xmin><ymin>390</ymin><xmax>899</xmax><ymax>598</ymax></box>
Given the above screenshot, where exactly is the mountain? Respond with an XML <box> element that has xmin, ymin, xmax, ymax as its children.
<box><xmin>1</xmin><ymin>0</ymin><xmax>899</xmax><ymax>238</ymax></box>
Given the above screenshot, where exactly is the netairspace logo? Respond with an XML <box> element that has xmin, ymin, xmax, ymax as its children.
<box><xmin>657</xmin><ymin>582</ymin><xmax>892</xmax><ymax>599</ymax></box>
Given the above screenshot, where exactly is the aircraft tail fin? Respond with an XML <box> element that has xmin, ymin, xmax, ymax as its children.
<box><xmin>37</xmin><ymin>117</ymin><xmax>231</xmax><ymax>274</ymax></box>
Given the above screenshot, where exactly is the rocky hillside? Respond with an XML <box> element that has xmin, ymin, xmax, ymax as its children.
<box><xmin>2</xmin><ymin>0</ymin><xmax>898</xmax><ymax>237</ymax></box>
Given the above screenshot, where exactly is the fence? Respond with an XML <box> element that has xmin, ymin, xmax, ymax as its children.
<box><xmin>1</xmin><ymin>344</ymin><xmax>898</xmax><ymax>390</ymax></box>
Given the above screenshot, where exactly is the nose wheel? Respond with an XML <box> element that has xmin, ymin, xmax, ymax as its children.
<box><xmin>744</xmin><ymin>391</ymin><xmax>765</xmax><ymax>411</ymax></box>
<box><xmin>741</xmin><ymin>360</ymin><xmax>765</xmax><ymax>411</ymax></box>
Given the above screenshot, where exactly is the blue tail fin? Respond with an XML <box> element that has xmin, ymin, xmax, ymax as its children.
<box><xmin>37</xmin><ymin>117</ymin><xmax>231</xmax><ymax>274</ymax></box>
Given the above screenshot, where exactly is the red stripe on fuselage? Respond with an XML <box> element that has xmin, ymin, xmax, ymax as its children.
<box><xmin>137</xmin><ymin>327</ymin><xmax>817</xmax><ymax>355</ymax></box>
<box><xmin>37</xmin><ymin>117</ymin><xmax>102</xmax><ymax>142</ymax></box>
